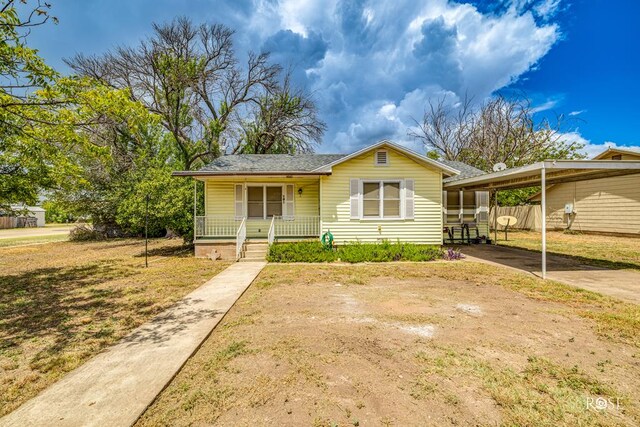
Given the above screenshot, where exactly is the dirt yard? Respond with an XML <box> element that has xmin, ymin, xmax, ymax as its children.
<box><xmin>498</xmin><ymin>230</ymin><xmax>640</xmax><ymax>270</ymax></box>
<box><xmin>0</xmin><ymin>239</ymin><xmax>230</xmax><ymax>416</ymax></box>
<box><xmin>137</xmin><ymin>262</ymin><xmax>640</xmax><ymax>427</ymax></box>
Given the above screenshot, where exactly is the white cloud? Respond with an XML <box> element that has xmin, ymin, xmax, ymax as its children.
<box><xmin>244</xmin><ymin>0</ymin><xmax>563</xmax><ymax>152</ymax></box>
<box><xmin>556</xmin><ymin>132</ymin><xmax>640</xmax><ymax>159</ymax></box>
<box><xmin>531</xmin><ymin>98</ymin><xmax>559</xmax><ymax>113</ymax></box>
<box><xmin>568</xmin><ymin>109</ymin><xmax>586</xmax><ymax>116</ymax></box>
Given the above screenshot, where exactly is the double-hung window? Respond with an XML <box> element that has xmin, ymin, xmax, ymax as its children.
<box><xmin>362</xmin><ymin>180</ymin><xmax>401</xmax><ymax>219</ymax></box>
<box><xmin>247</xmin><ymin>185</ymin><xmax>283</xmax><ymax>219</ymax></box>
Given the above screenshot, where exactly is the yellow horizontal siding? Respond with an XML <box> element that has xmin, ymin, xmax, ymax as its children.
<box><xmin>543</xmin><ymin>175</ymin><xmax>640</xmax><ymax>234</ymax></box>
<box><xmin>204</xmin><ymin>177</ymin><xmax>319</xmax><ymax>219</ymax></box>
<box><xmin>320</xmin><ymin>148</ymin><xmax>443</xmax><ymax>245</ymax></box>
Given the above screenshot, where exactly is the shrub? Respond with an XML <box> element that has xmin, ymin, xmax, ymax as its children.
<box><xmin>69</xmin><ymin>225</ymin><xmax>107</xmax><ymax>241</ymax></box>
<box><xmin>267</xmin><ymin>240</ymin><xmax>442</xmax><ymax>263</ymax></box>
<box><xmin>339</xmin><ymin>241</ymin><xmax>442</xmax><ymax>263</ymax></box>
<box><xmin>267</xmin><ymin>241</ymin><xmax>337</xmax><ymax>263</ymax></box>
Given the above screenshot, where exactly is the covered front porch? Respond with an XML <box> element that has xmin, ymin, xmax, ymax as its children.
<box><xmin>192</xmin><ymin>176</ymin><xmax>323</xmax><ymax>260</ymax></box>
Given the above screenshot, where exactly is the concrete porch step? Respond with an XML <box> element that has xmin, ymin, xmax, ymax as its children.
<box><xmin>240</xmin><ymin>256</ymin><xmax>267</xmax><ymax>262</ymax></box>
<box><xmin>244</xmin><ymin>250</ymin><xmax>267</xmax><ymax>258</ymax></box>
<box><xmin>245</xmin><ymin>244</ymin><xmax>268</xmax><ymax>250</ymax></box>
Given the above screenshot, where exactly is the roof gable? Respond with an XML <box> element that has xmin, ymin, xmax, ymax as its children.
<box><xmin>313</xmin><ymin>140</ymin><xmax>460</xmax><ymax>176</ymax></box>
<box><xmin>592</xmin><ymin>147</ymin><xmax>640</xmax><ymax>160</ymax></box>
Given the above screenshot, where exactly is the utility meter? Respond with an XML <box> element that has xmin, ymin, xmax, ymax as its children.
<box><xmin>564</xmin><ymin>203</ymin><xmax>574</xmax><ymax>214</ymax></box>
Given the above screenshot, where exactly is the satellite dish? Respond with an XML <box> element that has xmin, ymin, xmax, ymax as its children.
<box><xmin>492</xmin><ymin>162</ymin><xmax>507</xmax><ymax>172</ymax></box>
<box><xmin>496</xmin><ymin>216</ymin><xmax>518</xmax><ymax>227</ymax></box>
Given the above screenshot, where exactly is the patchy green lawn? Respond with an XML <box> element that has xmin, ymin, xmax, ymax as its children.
<box><xmin>499</xmin><ymin>230</ymin><xmax>640</xmax><ymax>270</ymax></box>
<box><xmin>137</xmin><ymin>262</ymin><xmax>640</xmax><ymax>427</ymax></box>
<box><xmin>0</xmin><ymin>234</ymin><xmax>69</xmax><ymax>248</ymax></box>
<box><xmin>0</xmin><ymin>238</ymin><xmax>229</xmax><ymax>416</ymax></box>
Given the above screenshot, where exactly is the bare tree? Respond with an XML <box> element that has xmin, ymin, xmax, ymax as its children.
<box><xmin>409</xmin><ymin>95</ymin><xmax>474</xmax><ymax>161</ymax></box>
<box><xmin>66</xmin><ymin>17</ymin><xmax>322</xmax><ymax>169</ymax></box>
<box><xmin>238</xmin><ymin>74</ymin><xmax>326</xmax><ymax>154</ymax></box>
<box><xmin>410</xmin><ymin>93</ymin><xmax>585</xmax><ymax>172</ymax></box>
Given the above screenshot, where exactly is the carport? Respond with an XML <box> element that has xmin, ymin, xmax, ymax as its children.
<box><xmin>444</xmin><ymin>160</ymin><xmax>640</xmax><ymax>279</ymax></box>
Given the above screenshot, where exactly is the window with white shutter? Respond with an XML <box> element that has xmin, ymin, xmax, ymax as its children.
<box><xmin>284</xmin><ymin>184</ymin><xmax>295</xmax><ymax>220</ymax></box>
<box><xmin>234</xmin><ymin>184</ymin><xmax>244</xmax><ymax>220</ymax></box>
<box><xmin>350</xmin><ymin>178</ymin><xmax>360</xmax><ymax>219</ymax></box>
<box><xmin>404</xmin><ymin>179</ymin><xmax>414</xmax><ymax>219</ymax></box>
<box><xmin>475</xmin><ymin>191</ymin><xmax>489</xmax><ymax>222</ymax></box>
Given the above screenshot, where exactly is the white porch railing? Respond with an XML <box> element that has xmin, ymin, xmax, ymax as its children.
<box><xmin>194</xmin><ymin>215</ymin><xmax>320</xmax><ymax>242</ymax></box>
<box><xmin>273</xmin><ymin>216</ymin><xmax>320</xmax><ymax>238</ymax></box>
<box><xmin>195</xmin><ymin>216</ymin><xmax>242</xmax><ymax>238</ymax></box>
<box><xmin>267</xmin><ymin>216</ymin><xmax>275</xmax><ymax>245</ymax></box>
<box><xmin>236</xmin><ymin>218</ymin><xmax>246</xmax><ymax>260</ymax></box>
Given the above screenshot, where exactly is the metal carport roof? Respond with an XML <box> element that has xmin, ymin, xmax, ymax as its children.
<box><xmin>443</xmin><ymin>160</ymin><xmax>640</xmax><ymax>191</ymax></box>
<box><xmin>442</xmin><ymin>160</ymin><xmax>640</xmax><ymax>279</ymax></box>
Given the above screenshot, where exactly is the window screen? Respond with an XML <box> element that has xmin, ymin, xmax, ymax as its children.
<box><xmin>247</xmin><ymin>186</ymin><xmax>264</xmax><ymax>218</ymax></box>
<box><xmin>363</xmin><ymin>182</ymin><xmax>380</xmax><ymax>217</ymax></box>
<box><xmin>383</xmin><ymin>182</ymin><xmax>400</xmax><ymax>217</ymax></box>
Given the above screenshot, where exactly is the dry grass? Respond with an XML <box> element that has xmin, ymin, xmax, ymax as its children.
<box><xmin>499</xmin><ymin>230</ymin><xmax>640</xmax><ymax>270</ymax></box>
<box><xmin>137</xmin><ymin>262</ymin><xmax>640</xmax><ymax>427</ymax></box>
<box><xmin>0</xmin><ymin>238</ymin><xmax>229</xmax><ymax>416</ymax></box>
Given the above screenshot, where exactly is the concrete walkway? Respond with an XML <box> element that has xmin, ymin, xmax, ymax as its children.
<box><xmin>462</xmin><ymin>245</ymin><xmax>640</xmax><ymax>304</ymax></box>
<box><xmin>0</xmin><ymin>262</ymin><xmax>266</xmax><ymax>427</ymax></box>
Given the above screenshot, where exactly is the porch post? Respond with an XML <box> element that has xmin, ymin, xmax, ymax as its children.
<box><xmin>493</xmin><ymin>190</ymin><xmax>498</xmax><ymax>245</ymax></box>
<box><xmin>319</xmin><ymin>177</ymin><xmax>323</xmax><ymax>238</ymax></box>
<box><xmin>193</xmin><ymin>180</ymin><xmax>197</xmax><ymax>240</ymax></box>
<box><xmin>541</xmin><ymin>166</ymin><xmax>547</xmax><ymax>279</ymax></box>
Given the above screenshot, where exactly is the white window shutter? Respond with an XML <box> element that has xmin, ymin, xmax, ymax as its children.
<box><xmin>476</xmin><ymin>191</ymin><xmax>489</xmax><ymax>222</ymax></box>
<box><xmin>404</xmin><ymin>179</ymin><xmax>415</xmax><ymax>219</ymax></box>
<box><xmin>234</xmin><ymin>184</ymin><xmax>244</xmax><ymax>220</ymax></box>
<box><xmin>442</xmin><ymin>191</ymin><xmax>447</xmax><ymax>214</ymax></box>
<box><xmin>350</xmin><ymin>178</ymin><xmax>360</xmax><ymax>219</ymax></box>
<box><xmin>284</xmin><ymin>184</ymin><xmax>295</xmax><ymax>220</ymax></box>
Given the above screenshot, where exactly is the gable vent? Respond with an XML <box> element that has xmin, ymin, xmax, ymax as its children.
<box><xmin>375</xmin><ymin>150</ymin><xmax>389</xmax><ymax>166</ymax></box>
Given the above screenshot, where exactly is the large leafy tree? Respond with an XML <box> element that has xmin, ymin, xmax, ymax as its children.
<box><xmin>0</xmin><ymin>0</ymin><xmax>65</xmax><ymax>210</ymax></box>
<box><xmin>67</xmin><ymin>17</ymin><xmax>324</xmax><ymax>170</ymax></box>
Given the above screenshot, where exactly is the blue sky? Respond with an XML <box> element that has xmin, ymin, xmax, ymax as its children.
<box><xmin>28</xmin><ymin>0</ymin><xmax>640</xmax><ymax>156</ymax></box>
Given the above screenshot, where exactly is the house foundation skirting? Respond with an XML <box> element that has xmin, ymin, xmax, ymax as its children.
<box><xmin>194</xmin><ymin>240</ymin><xmax>236</xmax><ymax>260</ymax></box>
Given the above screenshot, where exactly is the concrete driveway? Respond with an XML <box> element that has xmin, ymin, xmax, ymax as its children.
<box><xmin>462</xmin><ymin>244</ymin><xmax>640</xmax><ymax>304</ymax></box>
<box><xmin>0</xmin><ymin>224</ymin><xmax>75</xmax><ymax>239</ymax></box>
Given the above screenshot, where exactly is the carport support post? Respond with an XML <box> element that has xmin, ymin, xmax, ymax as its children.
<box><xmin>541</xmin><ymin>166</ymin><xmax>547</xmax><ymax>279</ymax></box>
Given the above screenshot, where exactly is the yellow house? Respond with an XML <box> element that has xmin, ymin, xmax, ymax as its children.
<box><xmin>174</xmin><ymin>141</ymin><xmax>490</xmax><ymax>259</ymax></box>
<box><xmin>529</xmin><ymin>147</ymin><xmax>640</xmax><ymax>236</ymax></box>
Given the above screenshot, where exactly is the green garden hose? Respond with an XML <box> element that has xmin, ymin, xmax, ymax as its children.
<box><xmin>321</xmin><ymin>230</ymin><xmax>334</xmax><ymax>249</ymax></box>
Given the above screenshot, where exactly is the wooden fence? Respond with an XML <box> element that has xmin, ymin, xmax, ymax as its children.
<box><xmin>0</xmin><ymin>216</ymin><xmax>18</xmax><ymax>229</ymax></box>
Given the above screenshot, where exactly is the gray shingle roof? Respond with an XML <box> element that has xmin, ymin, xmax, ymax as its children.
<box><xmin>439</xmin><ymin>160</ymin><xmax>486</xmax><ymax>183</ymax></box>
<box><xmin>198</xmin><ymin>154</ymin><xmax>347</xmax><ymax>173</ymax></box>
<box><xmin>193</xmin><ymin>152</ymin><xmax>480</xmax><ymax>178</ymax></box>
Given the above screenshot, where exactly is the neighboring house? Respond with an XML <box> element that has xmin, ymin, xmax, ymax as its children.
<box><xmin>0</xmin><ymin>205</ymin><xmax>46</xmax><ymax>229</ymax></box>
<box><xmin>529</xmin><ymin>147</ymin><xmax>640</xmax><ymax>236</ymax></box>
<box><xmin>174</xmin><ymin>140</ymin><xmax>490</xmax><ymax>259</ymax></box>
